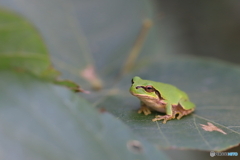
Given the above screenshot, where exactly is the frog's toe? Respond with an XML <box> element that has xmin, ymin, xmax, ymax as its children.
<box><xmin>176</xmin><ymin>113</ymin><xmax>184</xmax><ymax>119</ymax></box>
<box><xmin>152</xmin><ymin>115</ymin><xmax>163</xmax><ymax>121</ymax></box>
<box><xmin>144</xmin><ymin>110</ymin><xmax>151</xmax><ymax>115</ymax></box>
<box><xmin>152</xmin><ymin>115</ymin><xmax>173</xmax><ymax>124</ymax></box>
<box><xmin>138</xmin><ymin>107</ymin><xmax>151</xmax><ymax>115</ymax></box>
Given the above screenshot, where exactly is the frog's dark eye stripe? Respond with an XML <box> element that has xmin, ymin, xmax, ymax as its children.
<box><xmin>143</xmin><ymin>85</ymin><xmax>154</xmax><ymax>92</ymax></box>
<box><xmin>136</xmin><ymin>85</ymin><xmax>154</xmax><ymax>92</ymax></box>
<box><xmin>154</xmin><ymin>90</ymin><xmax>164</xmax><ymax>100</ymax></box>
<box><xmin>136</xmin><ymin>85</ymin><xmax>164</xmax><ymax>100</ymax></box>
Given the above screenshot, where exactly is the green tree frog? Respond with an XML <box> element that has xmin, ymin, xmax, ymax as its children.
<box><xmin>129</xmin><ymin>76</ymin><xmax>195</xmax><ymax>123</ymax></box>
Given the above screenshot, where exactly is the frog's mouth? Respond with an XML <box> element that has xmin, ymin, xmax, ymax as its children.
<box><xmin>129</xmin><ymin>90</ymin><xmax>147</xmax><ymax>98</ymax></box>
<box><xmin>132</xmin><ymin>93</ymin><xmax>156</xmax><ymax>99</ymax></box>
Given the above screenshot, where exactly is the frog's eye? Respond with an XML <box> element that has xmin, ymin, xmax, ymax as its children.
<box><xmin>131</xmin><ymin>78</ymin><xmax>134</xmax><ymax>84</ymax></box>
<box><xmin>144</xmin><ymin>85</ymin><xmax>154</xmax><ymax>92</ymax></box>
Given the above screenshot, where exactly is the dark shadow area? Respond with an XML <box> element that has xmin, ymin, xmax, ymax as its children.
<box><xmin>153</xmin><ymin>0</ymin><xmax>240</xmax><ymax>64</ymax></box>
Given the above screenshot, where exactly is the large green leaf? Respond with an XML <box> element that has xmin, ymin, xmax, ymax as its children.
<box><xmin>0</xmin><ymin>71</ymin><xmax>169</xmax><ymax>160</ymax></box>
<box><xmin>0</xmin><ymin>0</ymin><xmax>239</xmax><ymax>154</ymax></box>
<box><xmin>0</xmin><ymin>7</ymin><xmax>169</xmax><ymax>160</ymax></box>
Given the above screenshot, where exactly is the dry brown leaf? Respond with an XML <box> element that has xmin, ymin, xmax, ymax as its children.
<box><xmin>200</xmin><ymin>122</ymin><xmax>227</xmax><ymax>135</ymax></box>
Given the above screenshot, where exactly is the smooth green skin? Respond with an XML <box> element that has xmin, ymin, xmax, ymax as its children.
<box><xmin>129</xmin><ymin>76</ymin><xmax>195</xmax><ymax>117</ymax></box>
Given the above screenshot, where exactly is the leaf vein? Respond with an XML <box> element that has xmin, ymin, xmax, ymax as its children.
<box><xmin>193</xmin><ymin>115</ymin><xmax>212</xmax><ymax>149</ymax></box>
<box><xmin>155</xmin><ymin>121</ymin><xmax>170</xmax><ymax>146</ymax></box>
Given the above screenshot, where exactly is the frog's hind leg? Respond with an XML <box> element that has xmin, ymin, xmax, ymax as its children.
<box><xmin>173</xmin><ymin>99</ymin><xmax>195</xmax><ymax>120</ymax></box>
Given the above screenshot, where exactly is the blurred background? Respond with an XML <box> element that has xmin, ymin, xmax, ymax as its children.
<box><xmin>154</xmin><ymin>0</ymin><xmax>240</xmax><ymax>64</ymax></box>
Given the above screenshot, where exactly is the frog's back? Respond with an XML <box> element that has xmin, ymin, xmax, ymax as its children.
<box><xmin>152</xmin><ymin>81</ymin><xmax>189</xmax><ymax>103</ymax></box>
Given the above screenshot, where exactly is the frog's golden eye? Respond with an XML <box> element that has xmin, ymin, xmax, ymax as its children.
<box><xmin>144</xmin><ymin>85</ymin><xmax>154</xmax><ymax>92</ymax></box>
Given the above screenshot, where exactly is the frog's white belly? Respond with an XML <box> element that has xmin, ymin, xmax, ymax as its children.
<box><xmin>139</xmin><ymin>97</ymin><xmax>166</xmax><ymax>113</ymax></box>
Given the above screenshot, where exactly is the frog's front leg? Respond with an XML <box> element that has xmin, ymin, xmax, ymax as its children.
<box><xmin>138</xmin><ymin>102</ymin><xmax>151</xmax><ymax>115</ymax></box>
<box><xmin>152</xmin><ymin>103</ymin><xmax>174</xmax><ymax>124</ymax></box>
